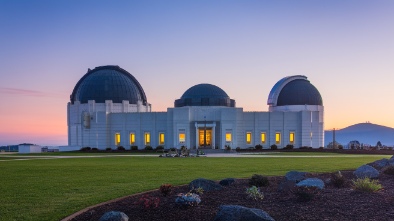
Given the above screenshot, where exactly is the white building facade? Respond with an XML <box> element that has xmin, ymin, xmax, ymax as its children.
<box><xmin>67</xmin><ymin>66</ymin><xmax>324</xmax><ymax>150</ymax></box>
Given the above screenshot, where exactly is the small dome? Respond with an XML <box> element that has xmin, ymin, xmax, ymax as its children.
<box><xmin>267</xmin><ymin>75</ymin><xmax>322</xmax><ymax>107</ymax></box>
<box><xmin>70</xmin><ymin>65</ymin><xmax>147</xmax><ymax>104</ymax></box>
<box><xmin>277</xmin><ymin>79</ymin><xmax>322</xmax><ymax>106</ymax></box>
<box><xmin>175</xmin><ymin>83</ymin><xmax>235</xmax><ymax>107</ymax></box>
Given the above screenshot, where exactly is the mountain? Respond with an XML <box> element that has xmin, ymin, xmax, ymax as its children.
<box><xmin>324</xmin><ymin>123</ymin><xmax>394</xmax><ymax>147</ymax></box>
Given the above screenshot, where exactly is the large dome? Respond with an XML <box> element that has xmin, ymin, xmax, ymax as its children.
<box><xmin>267</xmin><ymin>75</ymin><xmax>322</xmax><ymax>107</ymax></box>
<box><xmin>70</xmin><ymin>65</ymin><xmax>147</xmax><ymax>104</ymax></box>
<box><xmin>174</xmin><ymin>83</ymin><xmax>235</xmax><ymax>107</ymax></box>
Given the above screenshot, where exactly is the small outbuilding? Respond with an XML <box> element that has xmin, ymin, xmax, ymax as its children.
<box><xmin>18</xmin><ymin>143</ymin><xmax>42</xmax><ymax>153</ymax></box>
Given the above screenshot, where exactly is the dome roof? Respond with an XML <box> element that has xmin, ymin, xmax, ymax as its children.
<box><xmin>174</xmin><ymin>83</ymin><xmax>235</xmax><ymax>107</ymax></box>
<box><xmin>70</xmin><ymin>65</ymin><xmax>147</xmax><ymax>104</ymax></box>
<box><xmin>267</xmin><ymin>75</ymin><xmax>322</xmax><ymax>107</ymax></box>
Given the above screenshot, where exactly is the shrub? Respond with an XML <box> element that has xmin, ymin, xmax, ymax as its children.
<box><xmin>331</xmin><ymin>171</ymin><xmax>346</xmax><ymax>188</ymax></box>
<box><xmin>180</xmin><ymin>146</ymin><xmax>187</xmax><ymax>151</ymax></box>
<box><xmin>293</xmin><ymin>186</ymin><xmax>319</xmax><ymax>202</ymax></box>
<box><xmin>159</xmin><ymin>184</ymin><xmax>172</xmax><ymax>196</ymax></box>
<box><xmin>245</xmin><ymin>186</ymin><xmax>264</xmax><ymax>200</ymax></box>
<box><xmin>224</xmin><ymin>145</ymin><xmax>231</xmax><ymax>150</ymax></box>
<box><xmin>105</xmin><ymin>147</ymin><xmax>112</xmax><ymax>151</ymax></box>
<box><xmin>249</xmin><ymin>174</ymin><xmax>269</xmax><ymax>187</ymax></box>
<box><xmin>190</xmin><ymin>187</ymin><xmax>204</xmax><ymax>195</ymax></box>
<box><xmin>135</xmin><ymin>194</ymin><xmax>160</xmax><ymax>209</ymax></box>
<box><xmin>91</xmin><ymin>147</ymin><xmax>98</xmax><ymax>151</ymax></box>
<box><xmin>236</xmin><ymin>147</ymin><xmax>241</xmax><ymax>151</ymax></box>
<box><xmin>117</xmin><ymin>146</ymin><xmax>125</xmax><ymax>151</ymax></box>
<box><xmin>299</xmin><ymin>146</ymin><xmax>311</xmax><ymax>149</ymax></box>
<box><xmin>130</xmin><ymin>145</ymin><xmax>138</xmax><ymax>151</ymax></box>
<box><xmin>80</xmin><ymin>147</ymin><xmax>91</xmax><ymax>151</ymax></box>
<box><xmin>352</xmin><ymin>178</ymin><xmax>382</xmax><ymax>192</ymax></box>
<box><xmin>383</xmin><ymin>165</ymin><xmax>394</xmax><ymax>175</ymax></box>
<box><xmin>170</xmin><ymin>147</ymin><xmax>176</xmax><ymax>151</ymax></box>
<box><xmin>270</xmin><ymin>144</ymin><xmax>278</xmax><ymax>150</ymax></box>
<box><xmin>318</xmin><ymin>146</ymin><xmax>324</xmax><ymax>150</ymax></box>
<box><xmin>284</xmin><ymin>144</ymin><xmax>294</xmax><ymax>150</ymax></box>
<box><xmin>145</xmin><ymin>146</ymin><xmax>153</xmax><ymax>151</ymax></box>
<box><xmin>156</xmin><ymin>146</ymin><xmax>164</xmax><ymax>151</ymax></box>
<box><xmin>255</xmin><ymin>144</ymin><xmax>263</xmax><ymax>150</ymax></box>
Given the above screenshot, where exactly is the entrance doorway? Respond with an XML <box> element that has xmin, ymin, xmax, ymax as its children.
<box><xmin>199</xmin><ymin>128</ymin><xmax>212</xmax><ymax>147</ymax></box>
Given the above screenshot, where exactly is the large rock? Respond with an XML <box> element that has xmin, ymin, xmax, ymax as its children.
<box><xmin>285</xmin><ymin>171</ymin><xmax>307</xmax><ymax>182</ymax></box>
<box><xmin>189</xmin><ymin>178</ymin><xmax>222</xmax><ymax>191</ymax></box>
<box><xmin>214</xmin><ymin>205</ymin><xmax>275</xmax><ymax>221</ymax></box>
<box><xmin>175</xmin><ymin>193</ymin><xmax>201</xmax><ymax>207</ymax></box>
<box><xmin>354</xmin><ymin>165</ymin><xmax>379</xmax><ymax>179</ymax></box>
<box><xmin>219</xmin><ymin>178</ymin><xmax>236</xmax><ymax>186</ymax></box>
<box><xmin>296</xmin><ymin>178</ymin><xmax>325</xmax><ymax>190</ymax></box>
<box><xmin>368</xmin><ymin>158</ymin><xmax>389</xmax><ymax>169</ymax></box>
<box><xmin>99</xmin><ymin>211</ymin><xmax>129</xmax><ymax>221</ymax></box>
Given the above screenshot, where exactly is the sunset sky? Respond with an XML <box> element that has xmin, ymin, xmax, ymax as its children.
<box><xmin>0</xmin><ymin>0</ymin><xmax>393</xmax><ymax>146</ymax></box>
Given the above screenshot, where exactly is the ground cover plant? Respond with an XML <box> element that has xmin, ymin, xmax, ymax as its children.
<box><xmin>0</xmin><ymin>153</ymin><xmax>390</xmax><ymax>221</ymax></box>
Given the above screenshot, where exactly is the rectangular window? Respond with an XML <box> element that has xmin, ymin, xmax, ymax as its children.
<box><xmin>225</xmin><ymin>131</ymin><xmax>232</xmax><ymax>142</ymax></box>
<box><xmin>246</xmin><ymin>132</ymin><xmax>252</xmax><ymax>144</ymax></box>
<box><xmin>179</xmin><ymin>132</ymin><xmax>185</xmax><ymax>143</ymax></box>
<box><xmin>130</xmin><ymin>133</ymin><xmax>135</xmax><ymax>145</ymax></box>
<box><xmin>159</xmin><ymin>133</ymin><xmax>165</xmax><ymax>145</ymax></box>
<box><xmin>115</xmin><ymin>133</ymin><xmax>121</xmax><ymax>146</ymax></box>
<box><xmin>144</xmin><ymin>132</ymin><xmax>150</xmax><ymax>145</ymax></box>
<box><xmin>289</xmin><ymin>132</ymin><xmax>295</xmax><ymax>144</ymax></box>
<box><xmin>261</xmin><ymin>132</ymin><xmax>266</xmax><ymax>144</ymax></box>
<box><xmin>275</xmin><ymin>132</ymin><xmax>281</xmax><ymax>144</ymax></box>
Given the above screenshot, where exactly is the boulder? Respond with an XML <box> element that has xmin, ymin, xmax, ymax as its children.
<box><xmin>285</xmin><ymin>171</ymin><xmax>307</xmax><ymax>182</ymax></box>
<box><xmin>99</xmin><ymin>211</ymin><xmax>129</xmax><ymax>221</ymax></box>
<box><xmin>214</xmin><ymin>205</ymin><xmax>275</xmax><ymax>221</ymax></box>
<box><xmin>368</xmin><ymin>158</ymin><xmax>389</xmax><ymax>169</ymax></box>
<box><xmin>189</xmin><ymin>178</ymin><xmax>222</xmax><ymax>191</ymax></box>
<box><xmin>277</xmin><ymin>179</ymin><xmax>296</xmax><ymax>192</ymax></box>
<box><xmin>175</xmin><ymin>193</ymin><xmax>201</xmax><ymax>207</ymax></box>
<box><xmin>296</xmin><ymin>178</ymin><xmax>325</xmax><ymax>190</ymax></box>
<box><xmin>354</xmin><ymin>165</ymin><xmax>379</xmax><ymax>179</ymax></box>
<box><xmin>219</xmin><ymin>178</ymin><xmax>236</xmax><ymax>186</ymax></box>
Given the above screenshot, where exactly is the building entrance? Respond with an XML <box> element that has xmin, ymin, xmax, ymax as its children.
<box><xmin>198</xmin><ymin>128</ymin><xmax>212</xmax><ymax>147</ymax></box>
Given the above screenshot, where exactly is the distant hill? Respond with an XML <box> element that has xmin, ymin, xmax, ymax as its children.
<box><xmin>324</xmin><ymin>123</ymin><xmax>394</xmax><ymax>147</ymax></box>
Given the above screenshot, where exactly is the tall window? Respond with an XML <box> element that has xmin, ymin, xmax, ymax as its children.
<box><xmin>115</xmin><ymin>133</ymin><xmax>121</xmax><ymax>146</ymax></box>
<box><xmin>275</xmin><ymin>132</ymin><xmax>281</xmax><ymax>144</ymax></box>
<box><xmin>159</xmin><ymin>133</ymin><xmax>165</xmax><ymax>145</ymax></box>
<box><xmin>225</xmin><ymin>131</ymin><xmax>232</xmax><ymax>142</ymax></box>
<box><xmin>261</xmin><ymin>132</ymin><xmax>266</xmax><ymax>144</ymax></box>
<box><xmin>179</xmin><ymin>130</ymin><xmax>186</xmax><ymax>143</ymax></box>
<box><xmin>289</xmin><ymin>132</ymin><xmax>295</xmax><ymax>144</ymax></box>
<box><xmin>144</xmin><ymin>132</ymin><xmax>150</xmax><ymax>145</ymax></box>
<box><xmin>246</xmin><ymin>132</ymin><xmax>252</xmax><ymax>144</ymax></box>
<box><xmin>130</xmin><ymin>133</ymin><xmax>135</xmax><ymax>145</ymax></box>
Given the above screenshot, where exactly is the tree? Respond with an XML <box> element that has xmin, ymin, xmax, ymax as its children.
<box><xmin>376</xmin><ymin>141</ymin><xmax>382</xmax><ymax>148</ymax></box>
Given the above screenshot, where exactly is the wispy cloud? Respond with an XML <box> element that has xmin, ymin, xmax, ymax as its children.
<box><xmin>0</xmin><ymin>87</ymin><xmax>64</xmax><ymax>98</ymax></box>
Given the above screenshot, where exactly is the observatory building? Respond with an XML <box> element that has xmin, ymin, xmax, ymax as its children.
<box><xmin>68</xmin><ymin>65</ymin><xmax>324</xmax><ymax>150</ymax></box>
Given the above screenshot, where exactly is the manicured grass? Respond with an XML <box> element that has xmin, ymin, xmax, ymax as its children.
<box><xmin>0</xmin><ymin>153</ymin><xmax>389</xmax><ymax>221</ymax></box>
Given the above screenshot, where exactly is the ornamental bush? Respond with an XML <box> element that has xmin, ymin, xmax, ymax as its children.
<box><xmin>331</xmin><ymin>171</ymin><xmax>346</xmax><ymax>188</ymax></box>
<box><xmin>117</xmin><ymin>146</ymin><xmax>125</xmax><ymax>151</ymax></box>
<box><xmin>293</xmin><ymin>186</ymin><xmax>320</xmax><ymax>202</ymax></box>
<box><xmin>156</xmin><ymin>146</ymin><xmax>164</xmax><ymax>151</ymax></box>
<box><xmin>249</xmin><ymin>174</ymin><xmax>269</xmax><ymax>187</ymax></box>
<box><xmin>80</xmin><ymin>147</ymin><xmax>91</xmax><ymax>151</ymax></box>
<box><xmin>270</xmin><ymin>144</ymin><xmax>278</xmax><ymax>150</ymax></box>
<box><xmin>159</xmin><ymin>184</ymin><xmax>172</xmax><ymax>196</ymax></box>
<box><xmin>130</xmin><ymin>145</ymin><xmax>138</xmax><ymax>151</ymax></box>
<box><xmin>105</xmin><ymin>147</ymin><xmax>112</xmax><ymax>151</ymax></box>
<box><xmin>145</xmin><ymin>146</ymin><xmax>153</xmax><ymax>151</ymax></box>
<box><xmin>284</xmin><ymin>144</ymin><xmax>294</xmax><ymax>150</ymax></box>
<box><xmin>255</xmin><ymin>144</ymin><xmax>263</xmax><ymax>150</ymax></box>
<box><xmin>245</xmin><ymin>186</ymin><xmax>264</xmax><ymax>200</ymax></box>
<box><xmin>352</xmin><ymin>178</ymin><xmax>382</xmax><ymax>192</ymax></box>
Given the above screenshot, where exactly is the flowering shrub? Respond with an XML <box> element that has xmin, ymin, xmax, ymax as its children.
<box><xmin>245</xmin><ymin>186</ymin><xmax>264</xmax><ymax>200</ymax></box>
<box><xmin>159</xmin><ymin>184</ymin><xmax>172</xmax><ymax>196</ymax></box>
<box><xmin>135</xmin><ymin>194</ymin><xmax>160</xmax><ymax>209</ymax></box>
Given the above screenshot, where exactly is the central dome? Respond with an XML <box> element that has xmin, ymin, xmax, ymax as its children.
<box><xmin>175</xmin><ymin>83</ymin><xmax>235</xmax><ymax>107</ymax></box>
<box><xmin>70</xmin><ymin>65</ymin><xmax>147</xmax><ymax>104</ymax></box>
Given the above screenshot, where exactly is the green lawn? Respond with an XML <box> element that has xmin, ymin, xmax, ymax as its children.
<box><xmin>0</xmin><ymin>153</ymin><xmax>390</xmax><ymax>221</ymax></box>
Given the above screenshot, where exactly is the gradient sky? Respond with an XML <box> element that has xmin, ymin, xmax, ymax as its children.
<box><xmin>0</xmin><ymin>0</ymin><xmax>393</xmax><ymax>146</ymax></box>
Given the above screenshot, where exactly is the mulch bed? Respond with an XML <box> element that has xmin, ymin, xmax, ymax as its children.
<box><xmin>68</xmin><ymin>170</ymin><xmax>394</xmax><ymax>221</ymax></box>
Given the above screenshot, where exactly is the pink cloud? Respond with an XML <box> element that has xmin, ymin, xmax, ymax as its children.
<box><xmin>0</xmin><ymin>87</ymin><xmax>63</xmax><ymax>98</ymax></box>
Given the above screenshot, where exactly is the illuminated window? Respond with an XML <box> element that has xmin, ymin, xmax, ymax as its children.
<box><xmin>130</xmin><ymin>133</ymin><xmax>135</xmax><ymax>145</ymax></box>
<box><xmin>115</xmin><ymin>133</ymin><xmax>121</xmax><ymax>146</ymax></box>
<box><xmin>261</xmin><ymin>132</ymin><xmax>266</xmax><ymax>144</ymax></box>
<box><xmin>275</xmin><ymin>132</ymin><xmax>281</xmax><ymax>144</ymax></box>
<box><xmin>246</xmin><ymin>132</ymin><xmax>252</xmax><ymax>144</ymax></box>
<box><xmin>225</xmin><ymin>132</ymin><xmax>232</xmax><ymax>142</ymax></box>
<box><xmin>144</xmin><ymin>132</ymin><xmax>150</xmax><ymax>145</ymax></box>
<box><xmin>289</xmin><ymin>132</ymin><xmax>295</xmax><ymax>144</ymax></box>
<box><xmin>179</xmin><ymin>133</ymin><xmax>185</xmax><ymax>143</ymax></box>
<box><xmin>159</xmin><ymin>133</ymin><xmax>165</xmax><ymax>145</ymax></box>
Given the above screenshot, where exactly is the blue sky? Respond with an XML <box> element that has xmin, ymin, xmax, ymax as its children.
<box><xmin>0</xmin><ymin>0</ymin><xmax>393</xmax><ymax>145</ymax></box>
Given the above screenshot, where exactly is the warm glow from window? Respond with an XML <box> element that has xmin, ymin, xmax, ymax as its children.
<box><xmin>130</xmin><ymin>133</ymin><xmax>135</xmax><ymax>145</ymax></box>
<box><xmin>275</xmin><ymin>132</ymin><xmax>281</xmax><ymax>144</ymax></box>
<box><xmin>179</xmin><ymin>133</ymin><xmax>185</xmax><ymax>143</ymax></box>
<box><xmin>290</xmin><ymin>132</ymin><xmax>295</xmax><ymax>144</ymax></box>
<box><xmin>115</xmin><ymin>133</ymin><xmax>120</xmax><ymax>146</ymax></box>
<box><xmin>145</xmin><ymin>132</ymin><xmax>150</xmax><ymax>145</ymax></box>
<box><xmin>159</xmin><ymin>133</ymin><xmax>165</xmax><ymax>145</ymax></box>
<box><xmin>246</xmin><ymin>132</ymin><xmax>252</xmax><ymax>144</ymax></box>
<box><xmin>261</xmin><ymin>132</ymin><xmax>266</xmax><ymax>144</ymax></box>
<box><xmin>225</xmin><ymin>133</ymin><xmax>232</xmax><ymax>142</ymax></box>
